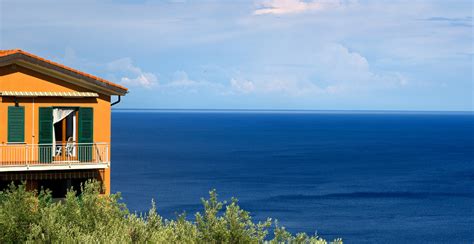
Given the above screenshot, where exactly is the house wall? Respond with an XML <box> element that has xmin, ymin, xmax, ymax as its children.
<box><xmin>0</xmin><ymin>64</ymin><xmax>112</xmax><ymax>193</ymax></box>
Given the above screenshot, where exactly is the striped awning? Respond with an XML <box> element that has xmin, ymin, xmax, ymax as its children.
<box><xmin>0</xmin><ymin>169</ymin><xmax>100</xmax><ymax>181</ymax></box>
<box><xmin>0</xmin><ymin>91</ymin><xmax>99</xmax><ymax>98</ymax></box>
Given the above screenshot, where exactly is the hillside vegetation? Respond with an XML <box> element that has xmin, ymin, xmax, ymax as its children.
<box><xmin>0</xmin><ymin>181</ymin><xmax>341</xmax><ymax>243</ymax></box>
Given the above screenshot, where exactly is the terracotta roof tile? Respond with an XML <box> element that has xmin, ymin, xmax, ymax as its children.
<box><xmin>0</xmin><ymin>49</ymin><xmax>128</xmax><ymax>94</ymax></box>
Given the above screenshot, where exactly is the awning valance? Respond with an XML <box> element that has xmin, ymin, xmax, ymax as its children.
<box><xmin>0</xmin><ymin>169</ymin><xmax>100</xmax><ymax>181</ymax></box>
<box><xmin>0</xmin><ymin>91</ymin><xmax>99</xmax><ymax>98</ymax></box>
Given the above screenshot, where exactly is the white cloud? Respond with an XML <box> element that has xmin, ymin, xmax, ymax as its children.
<box><xmin>56</xmin><ymin>44</ymin><xmax>405</xmax><ymax>99</ymax></box>
<box><xmin>160</xmin><ymin>71</ymin><xmax>226</xmax><ymax>94</ymax></box>
<box><xmin>315</xmin><ymin>43</ymin><xmax>371</xmax><ymax>83</ymax></box>
<box><xmin>230</xmin><ymin>78</ymin><xmax>256</xmax><ymax>93</ymax></box>
<box><xmin>166</xmin><ymin>71</ymin><xmax>203</xmax><ymax>88</ymax></box>
<box><xmin>229</xmin><ymin>76</ymin><xmax>343</xmax><ymax>96</ymax></box>
<box><xmin>261</xmin><ymin>79</ymin><xmax>324</xmax><ymax>95</ymax></box>
<box><xmin>254</xmin><ymin>0</ymin><xmax>344</xmax><ymax>15</ymax></box>
<box><xmin>315</xmin><ymin>44</ymin><xmax>409</xmax><ymax>90</ymax></box>
<box><xmin>55</xmin><ymin>49</ymin><xmax>159</xmax><ymax>89</ymax></box>
<box><xmin>227</xmin><ymin>43</ymin><xmax>407</xmax><ymax>96</ymax></box>
<box><xmin>120</xmin><ymin>73</ymin><xmax>157</xmax><ymax>88</ymax></box>
<box><xmin>107</xmin><ymin>58</ymin><xmax>157</xmax><ymax>88</ymax></box>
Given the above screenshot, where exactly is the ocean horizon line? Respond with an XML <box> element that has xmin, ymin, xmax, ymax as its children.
<box><xmin>111</xmin><ymin>108</ymin><xmax>474</xmax><ymax>115</ymax></box>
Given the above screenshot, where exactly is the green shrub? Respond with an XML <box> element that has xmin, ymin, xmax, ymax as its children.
<box><xmin>0</xmin><ymin>180</ymin><xmax>342</xmax><ymax>243</ymax></box>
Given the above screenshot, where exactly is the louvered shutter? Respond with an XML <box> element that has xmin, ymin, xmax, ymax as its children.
<box><xmin>38</xmin><ymin>107</ymin><xmax>53</xmax><ymax>163</ymax></box>
<box><xmin>8</xmin><ymin>106</ymin><xmax>25</xmax><ymax>143</ymax></box>
<box><xmin>78</xmin><ymin>107</ymin><xmax>93</xmax><ymax>162</ymax></box>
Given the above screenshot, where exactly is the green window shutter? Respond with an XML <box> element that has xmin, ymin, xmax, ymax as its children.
<box><xmin>38</xmin><ymin>107</ymin><xmax>53</xmax><ymax>163</ymax></box>
<box><xmin>78</xmin><ymin>107</ymin><xmax>93</xmax><ymax>162</ymax></box>
<box><xmin>38</xmin><ymin>107</ymin><xmax>53</xmax><ymax>144</ymax></box>
<box><xmin>8</xmin><ymin>106</ymin><xmax>25</xmax><ymax>143</ymax></box>
<box><xmin>78</xmin><ymin>107</ymin><xmax>93</xmax><ymax>143</ymax></box>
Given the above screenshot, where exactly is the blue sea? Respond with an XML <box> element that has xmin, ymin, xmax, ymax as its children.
<box><xmin>111</xmin><ymin>110</ymin><xmax>474</xmax><ymax>243</ymax></box>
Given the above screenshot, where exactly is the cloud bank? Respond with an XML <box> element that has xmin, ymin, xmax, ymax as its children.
<box><xmin>254</xmin><ymin>0</ymin><xmax>345</xmax><ymax>15</ymax></box>
<box><xmin>3</xmin><ymin>0</ymin><xmax>470</xmax><ymax>110</ymax></box>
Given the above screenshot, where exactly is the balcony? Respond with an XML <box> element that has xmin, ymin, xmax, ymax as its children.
<box><xmin>0</xmin><ymin>143</ymin><xmax>109</xmax><ymax>172</ymax></box>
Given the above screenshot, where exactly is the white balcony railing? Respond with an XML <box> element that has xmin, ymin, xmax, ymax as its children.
<box><xmin>0</xmin><ymin>143</ymin><xmax>109</xmax><ymax>172</ymax></box>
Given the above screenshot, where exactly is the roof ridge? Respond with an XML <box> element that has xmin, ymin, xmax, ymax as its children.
<box><xmin>0</xmin><ymin>49</ymin><xmax>23</xmax><ymax>55</ymax></box>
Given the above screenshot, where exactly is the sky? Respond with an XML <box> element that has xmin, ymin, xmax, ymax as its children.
<box><xmin>1</xmin><ymin>0</ymin><xmax>473</xmax><ymax>111</ymax></box>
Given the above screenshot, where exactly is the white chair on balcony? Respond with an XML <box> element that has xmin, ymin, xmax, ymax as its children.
<box><xmin>55</xmin><ymin>145</ymin><xmax>62</xmax><ymax>157</ymax></box>
<box><xmin>65</xmin><ymin>137</ymin><xmax>75</xmax><ymax>157</ymax></box>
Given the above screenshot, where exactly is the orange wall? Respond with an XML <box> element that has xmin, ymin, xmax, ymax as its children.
<box><xmin>0</xmin><ymin>64</ymin><xmax>112</xmax><ymax>193</ymax></box>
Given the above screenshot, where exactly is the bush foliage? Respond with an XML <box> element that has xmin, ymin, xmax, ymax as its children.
<box><xmin>0</xmin><ymin>181</ymin><xmax>342</xmax><ymax>243</ymax></box>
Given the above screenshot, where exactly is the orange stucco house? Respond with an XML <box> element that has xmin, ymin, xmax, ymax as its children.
<box><xmin>0</xmin><ymin>49</ymin><xmax>127</xmax><ymax>196</ymax></box>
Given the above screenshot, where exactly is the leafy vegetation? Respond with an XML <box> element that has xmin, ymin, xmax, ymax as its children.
<box><xmin>0</xmin><ymin>181</ymin><xmax>342</xmax><ymax>243</ymax></box>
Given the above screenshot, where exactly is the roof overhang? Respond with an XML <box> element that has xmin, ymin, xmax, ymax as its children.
<box><xmin>0</xmin><ymin>52</ymin><xmax>128</xmax><ymax>96</ymax></box>
<box><xmin>0</xmin><ymin>91</ymin><xmax>99</xmax><ymax>98</ymax></box>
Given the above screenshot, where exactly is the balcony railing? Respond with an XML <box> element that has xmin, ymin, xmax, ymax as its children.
<box><xmin>0</xmin><ymin>143</ymin><xmax>109</xmax><ymax>172</ymax></box>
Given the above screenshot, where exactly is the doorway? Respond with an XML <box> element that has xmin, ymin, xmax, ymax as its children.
<box><xmin>53</xmin><ymin>108</ymin><xmax>78</xmax><ymax>161</ymax></box>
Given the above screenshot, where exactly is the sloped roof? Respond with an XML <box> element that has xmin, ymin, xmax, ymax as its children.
<box><xmin>0</xmin><ymin>49</ymin><xmax>128</xmax><ymax>96</ymax></box>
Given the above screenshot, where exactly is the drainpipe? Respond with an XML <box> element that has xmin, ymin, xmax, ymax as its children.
<box><xmin>111</xmin><ymin>96</ymin><xmax>121</xmax><ymax>106</ymax></box>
